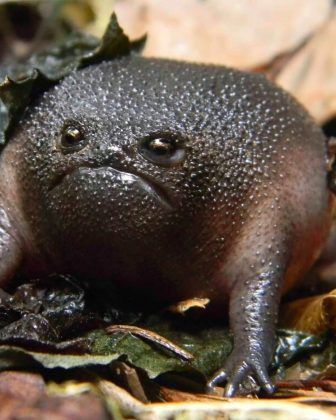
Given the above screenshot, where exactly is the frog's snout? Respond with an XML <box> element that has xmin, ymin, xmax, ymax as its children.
<box><xmin>49</xmin><ymin>164</ymin><xmax>176</xmax><ymax>210</ymax></box>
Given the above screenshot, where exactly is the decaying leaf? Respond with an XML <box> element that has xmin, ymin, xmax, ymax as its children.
<box><xmin>276</xmin><ymin>11</ymin><xmax>336</xmax><ymax>123</ymax></box>
<box><xmin>316</xmin><ymin>363</ymin><xmax>336</xmax><ymax>381</ymax></box>
<box><xmin>0</xmin><ymin>70</ymin><xmax>50</xmax><ymax>144</ymax></box>
<box><xmin>106</xmin><ymin>324</ymin><xmax>194</xmax><ymax>361</ymax></box>
<box><xmin>1</xmin><ymin>371</ymin><xmax>336</xmax><ymax>419</ymax></box>
<box><xmin>89</xmin><ymin>325</ymin><xmax>232</xmax><ymax>380</ymax></box>
<box><xmin>98</xmin><ymin>378</ymin><xmax>145</xmax><ymax>417</ymax></box>
<box><xmin>0</xmin><ymin>376</ymin><xmax>110</xmax><ymax>420</ymax></box>
<box><xmin>112</xmin><ymin>0</ymin><xmax>336</xmax><ymax>124</ymax></box>
<box><xmin>279</xmin><ymin>289</ymin><xmax>336</xmax><ymax>334</ymax></box>
<box><xmin>136</xmin><ymin>400</ymin><xmax>336</xmax><ymax>420</ymax></box>
<box><xmin>168</xmin><ymin>298</ymin><xmax>210</xmax><ymax>314</ymax></box>
<box><xmin>271</xmin><ymin>330</ymin><xmax>327</xmax><ymax>373</ymax></box>
<box><xmin>0</xmin><ymin>12</ymin><xmax>145</xmax><ymax>145</ymax></box>
<box><xmin>0</xmin><ymin>276</ymin><xmax>331</xmax><ymax>388</ymax></box>
<box><xmin>113</xmin><ymin>0</ymin><xmax>332</xmax><ymax>68</ymax></box>
<box><xmin>61</xmin><ymin>0</ymin><xmax>96</xmax><ymax>29</ymax></box>
<box><xmin>0</xmin><ymin>371</ymin><xmax>45</xmax><ymax>402</ymax></box>
<box><xmin>276</xmin><ymin>378</ymin><xmax>336</xmax><ymax>394</ymax></box>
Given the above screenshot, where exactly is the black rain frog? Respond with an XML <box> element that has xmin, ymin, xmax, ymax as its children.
<box><xmin>0</xmin><ymin>55</ymin><xmax>333</xmax><ymax>396</ymax></box>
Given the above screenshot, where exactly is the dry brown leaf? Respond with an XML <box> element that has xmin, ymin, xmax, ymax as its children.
<box><xmin>1</xmin><ymin>373</ymin><xmax>336</xmax><ymax>418</ymax></box>
<box><xmin>83</xmin><ymin>0</ymin><xmax>118</xmax><ymax>37</ymax></box>
<box><xmin>108</xmin><ymin>361</ymin><xmax>149</xmax><ymax>403</ymax></box>
<box><xmin>113</xmin><ymin>0</ymin><xmax>332</xmax><ymax>68</ymax></box>
<box><xmin>139</xmin><ymin>400</ymin><xmax>336</xmax><ymax>420</ymax></box>
<box><xmin>276</xmin><ymin>379</ymin><xmax>336</xmax><ymax>394</ymax></box>
<box><xmin>279</xmin><ymin>289</ymin><xmax>336</xmax><ymax>334</ymax></box>
<box><xmin>106</xmin><ymin>324</ymin><xmax>194</xmax><ymax>361</ymax></box>
<box><xmin>316</xmin><ymin>364</ymin><xmax>336</xmax><ymax>381</ymax></box>
<box><xmin>276</xmin><ymin>11</ymin><xmax>336</xmax><ymax>123</ymax></box>
<box><xmin>111</xmin><ymin>0</ymin><xmax>336</xmax><ymax>123</ymax></box>
<box><xmin>0</xmin><ymin>373</ymin><xmax>110</xmax><ymax>420</ymax></box>
<box><xmin>61</xmin><ymin>1</ymin><xmax>95</xmax><ymax>28</ymax></box>
<box><xmin>152</xmin><ymin>384</ymin><xmax>256</xmax><ymax>404</ymax></box>
<box><xmin>0</xmin><ymin>371</ymin><xmax>45</xmax><ymax>403</ymax></box>
<box><xmin>168</xmin><ymin>298</ymin><xmax>210</xmax><ymax>314</ymax></box>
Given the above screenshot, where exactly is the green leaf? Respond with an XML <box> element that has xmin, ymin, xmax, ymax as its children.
<box><xmin>91</xmin><ymin>323</ymin><xmax>233</xmax><ymax>379</ymax></box>
<box><xmin>0</xmin><ymin>12</ymin><xmax>145</xmax><ymax>145</ymax></box>
<box><xmin>0</xmin><ymin>324</ymin><xmax>231</xmax><ymax>379</ymax></box>
<box><xmin>0</xmin><ymin>345</ymin><xmax>119</xmax><ymax>371</ymax></box>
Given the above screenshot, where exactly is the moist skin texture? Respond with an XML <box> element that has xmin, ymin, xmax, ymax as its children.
<box><xmin>0</xmin><ymin>57</ymin><xmax>333</xmax><ymax>396</ymax></box>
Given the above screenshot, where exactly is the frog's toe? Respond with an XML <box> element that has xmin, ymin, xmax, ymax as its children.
<box><xmin>205</xmin><ymin>370</ymin><xmax>228</xmax><ymax>394</ymax></box>
<box><xmin>206</xmin><ymin>358</ymin><xmax>275</xmax><ymax>397</ymax></box>
<box><xmin>254</xmin><ymin>367</ymin><xmax>275</xmax><ymax>395</ymax></box>
<box><xmin>223</xmin><ymin>361</ymin><xmax>253</xmax><ymax>397</ymax></box>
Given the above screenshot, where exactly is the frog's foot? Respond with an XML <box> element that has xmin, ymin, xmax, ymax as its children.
<box><xmin>205</xmin><ymin>352</ymin><xmax>275</xmax><ymax>397</ymax></box>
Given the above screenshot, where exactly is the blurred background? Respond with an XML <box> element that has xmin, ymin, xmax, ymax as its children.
<box><xmin>0</xmin><ymin>0</ymin><xmax>335</xmax><ymax>134</ymax></box>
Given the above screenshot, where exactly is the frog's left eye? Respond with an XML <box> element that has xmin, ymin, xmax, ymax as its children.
<box><xmin>59</xmin><ymin>125</ymin><xmax>87</xmax><ymax>153</ymax></box>
<box><xmin>139</xmin><ymin>133</ymin><xmax>186</xmax><ymax>166</ymax></box>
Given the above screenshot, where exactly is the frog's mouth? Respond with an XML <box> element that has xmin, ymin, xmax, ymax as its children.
<box><xmin>49</xmin><ymin>165</ymin><xmax>176</xmax><ymax>210</ymax></box>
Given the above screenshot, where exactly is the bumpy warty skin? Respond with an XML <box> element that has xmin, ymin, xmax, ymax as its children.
<box><xmin>0</xmin><ymin>56</ymin><xmax>333</xmax><ymax>395</ymax></box>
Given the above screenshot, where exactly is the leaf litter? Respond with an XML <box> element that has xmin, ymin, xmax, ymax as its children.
<box><xmin>0</xmin><ymin>6</ymin><xmax>336</xmax><ymax>419</ymax></box>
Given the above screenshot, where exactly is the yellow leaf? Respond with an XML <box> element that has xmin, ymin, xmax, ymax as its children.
<box><xmin>279</xmin><ymin>290</ymin><xmax>336</xmax><ymax>334</ymax></box>
<box><xmin>168</xmin><ymin>298</ymin><xmax>210</xmax><ymax>314</ymax></box>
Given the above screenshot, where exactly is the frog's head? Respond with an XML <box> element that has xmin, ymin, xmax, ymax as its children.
<box><xmin>14</xmin><ymin>56</ymin><xmax>308</xmax><ymax>282</ymax></box>
<box><xmin>18</xmin><ymin>57</ymin><xmax>243</xmax><ymax>243</ymax></box>
<box><xmin>7</xmin><ymin>56</ymin><xmax>328</xmax><ymax>291</ymax></box>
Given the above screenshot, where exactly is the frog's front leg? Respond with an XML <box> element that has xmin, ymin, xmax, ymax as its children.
<box><xmin>206</xmin><ymin>213</ymin><xmax>291</xmax><ymax>397</ymax></box>
<box><xmin>207</xmin><ymin>268</ymin><xmax>282</xmax><ymax>396</ymax></box>
<box><xmin>0</xmin><ymin>204</ymin><xmax>23</xmax><ymax>286</ymax></box>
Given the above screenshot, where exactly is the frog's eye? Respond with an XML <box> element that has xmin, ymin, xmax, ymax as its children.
<box><xmin>60</xmin><ymin>125</ymin><xmax>87</xmax><ymax>153</ymax></box>
<box><xmin>139</xmin><ymin>133</ymin><xmax>186</xmax><ymax>166</ymax></box>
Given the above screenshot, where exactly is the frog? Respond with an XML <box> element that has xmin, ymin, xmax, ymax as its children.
<box><xmin>0</xmin><ymin>56</ymin><xmax>333</xmax><ymax>396</ymax></box>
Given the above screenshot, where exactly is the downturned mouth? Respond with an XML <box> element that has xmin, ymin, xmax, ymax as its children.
<box><xmin>134</xmin><ymin>171</ymin><xmax>177</xmax><ymax>210</ymax></box>
<box><xmin>49</xmin><ymin>165</ymin><xmax>177</xmax><ymax>210</ymax></box>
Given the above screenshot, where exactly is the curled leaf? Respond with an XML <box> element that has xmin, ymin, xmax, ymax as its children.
<box><xmin>80</xmin><ymin>12</ymin><xmax>146</xmax><ymax>67</ymax></box>
<box><xmin>168</xmin><ymin>298</ymin><xmax>210</xmax><ymax>315</ymax></box>
<box><xmin>106</xmin><ymin>324</ymin><xmax>194</xmax><ymax>361</ymax></box>
<box><xmin>0</xmin><ymin>70</ymin><xmax>50</xmax><ymax>144</ymax></box>
<box><xmin>279</xmin><ymin>289</ymin><xmax>336</xmax><ymax>334</ymax></box>
<box><xmin>0</xmin><ymin>13</ymin><xmax>145</xmax><ymax>145</ymax></box>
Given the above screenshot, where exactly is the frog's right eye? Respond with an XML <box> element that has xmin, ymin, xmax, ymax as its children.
<box><xmin>139</xmin><ymin>133</ymin><xmax>186</xmax><ymax>167</ymax></box>
<box><xmin>59</xmin><ymin>124</ymin><xmax>87</xmax><ymax>153</ymax></box>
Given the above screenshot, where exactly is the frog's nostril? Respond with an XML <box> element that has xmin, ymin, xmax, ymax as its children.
<box><xmin>114</xmin><ymin>150</ymin><xmax>123</xmax><ymax>160</ymax></box>
<box><xmin>94</xmin><ymin>144</ymin><xmax>124</xmax><ymax>160</ymax></box>
<box><xmin>122</xmin><ymin>144</ymin><xmax>136</xmax><ymax>158</ymax></box>
<box><xmin>94</xmin><ymin>144</ymin><xmax>103</xmax><ymax>152</ymax></box>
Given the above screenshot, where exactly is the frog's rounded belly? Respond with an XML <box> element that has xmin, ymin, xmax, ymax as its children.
<box><xmin>45</xmin><ymin>166</ymin><xmax>225</xmax><ymax>304</ymax></box>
